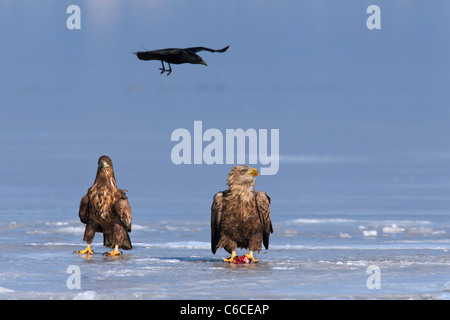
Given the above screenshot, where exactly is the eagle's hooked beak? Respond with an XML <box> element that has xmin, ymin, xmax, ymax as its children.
<box><xmin>98</xmin><ymin>161</ymin><xmax>110</xmax><ymax>169</ymax></box>
<box><xmin>246</xmin><ymin>168</ymin><xmax>259</xmax><ymax>177</ymax></box>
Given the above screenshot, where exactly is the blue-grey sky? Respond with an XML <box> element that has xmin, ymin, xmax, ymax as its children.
<box><xmin>1</xmin><ymin>1</ymin><xmax>450</xmax><ymax>215</ymax></box>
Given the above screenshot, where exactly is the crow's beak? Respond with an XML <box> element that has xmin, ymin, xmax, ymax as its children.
<box><xmin>201</xmin><ymin>60</ymin><xmax>208</xmax><ymax>66</ymax></box>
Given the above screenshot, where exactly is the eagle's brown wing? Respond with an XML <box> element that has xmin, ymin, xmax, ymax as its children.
<box><xmin>79</xmin><ymin>194</ymin><xmax>89</xmax><ymax>224</ymax></box>
<box><xmin>211</xmin><ymin>191</ymin><xmax>224</xmax><ymax>254</ymax></box>
<box><xmin>114</xmin><ymin>190</ymin><xmax>132</xmax><ymax>232</ymax></box>
<box><xmin>256</xmin><ymin>191</ymin><xmax>273</xmax><ymax>250</ymax></box>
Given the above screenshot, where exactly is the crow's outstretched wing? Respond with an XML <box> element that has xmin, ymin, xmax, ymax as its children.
<box><xmin>185</xmin><ymin>46</ymin><xmax>229</xmax><ymax>53</ymax></box>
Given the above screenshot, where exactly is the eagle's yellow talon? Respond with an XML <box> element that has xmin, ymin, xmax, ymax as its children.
<box><xmin>223</xmin><ymin>251</ymin><xmax>237</xmax><ymax>263</ymax></box>
<box><xmin>75</xmin><ymin>244</ymin><xmax>94</xmax><ymax>255</ymax></box>
<box><xmin>103</xmin><ymin>245</ymin><xmax>122</xmax><ymax>256</ymax></box>
<box><xmin>244</xmin><ymin>252</ymin><xmax>259</xmax><ymax>263</ymax></box>
<box><xmin>103</xmin><ymin>251</ymin><xmax>122</xmax><ymax>257</ymax></box>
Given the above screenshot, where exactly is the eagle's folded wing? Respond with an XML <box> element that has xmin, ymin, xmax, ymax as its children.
<box><xmin>79</xmin><ymin>194</ymin><xmax>89</xmax><ymax>224</ymax></box>
<box><xmin>256</xmin><ymin>191</ymin><xmax>273</xmax><ymax>250</ymax></box>
<box><xmin>114</xmin><ymin>196</ymin><xmax>132</xmax><ymax>232</ymax></box>
<box><xmin>211</xmin><ymin>192</ymin><xmax>224</xmax><ymax>254</ymax></box>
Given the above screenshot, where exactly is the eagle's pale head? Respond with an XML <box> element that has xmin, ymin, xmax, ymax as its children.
<box><xmin>226</xmin><ymin>165</ymin><xmax>259</xmax><ymax>187</ymax></box>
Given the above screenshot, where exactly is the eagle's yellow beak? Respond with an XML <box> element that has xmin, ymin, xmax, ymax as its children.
<box><xmin>246</xmin><ymin>168</ymin><xmax>259</xmax><ymax>177</ymax></box>
<box><xmin>99</xmin><ymin>161</ymin><xmax>110</xmax><ymax>169</ymax></box>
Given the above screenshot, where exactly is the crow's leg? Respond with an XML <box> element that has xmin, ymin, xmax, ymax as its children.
<box><xmin>166</xmin><ymin>63</ymin><xmax>172</xmax><ymax>76</ymax></box>
<box><xmin>159</xmin><ymin>60</ymin><xmax>166</xmax><ymax>74</ymax></box>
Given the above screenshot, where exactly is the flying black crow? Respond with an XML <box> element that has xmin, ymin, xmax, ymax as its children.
<box><xmin>134</xmin><ymin>46</ymin><xmax>229</xmax><ymax>76</ymax></box>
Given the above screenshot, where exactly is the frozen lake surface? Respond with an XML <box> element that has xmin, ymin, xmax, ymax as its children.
<box><xmin>1</xmin><ymin>165</ymin><xmax>449</xmax><ymax>300</ymax></box>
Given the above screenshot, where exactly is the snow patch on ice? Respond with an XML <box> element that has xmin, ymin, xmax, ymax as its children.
<box><xmin>53</xmin><ymin>226</ymin><xmax>85</xmax><ymax>234</ymax></box>
<box><xmin>292</xmin><ymin>218</ymin><xmax>356</xmax><ymax>224</ymax></box>
<box><xmin>382</xmin><ymin>224</ymin><xmax>405</xmax><ymax>234</ymax></box>
<box><xmin>73</xmin><ymin>290</ymin><xmax>97</xmax><ymax>300</ymax></box>
<box><xmin>45</xmin><ymin>221</ymin><xmax>69</xmax><ymax>226</ymax></box>
<box><xmin>132</xmin><ymin>224</ymin><xmax>148</xmax><ymax>230</ymax></box>
<box><xmin>272</xmin><ymin>267</ymin><xmax>296</xmax><ymax>270</ymax></box>
<box><xmin>408</xmin><ymin>227</ymin><xmax>445</xmax><ymax>236</ymax></box>
<box><xmin>0</xmin><ymin>286</ymin><xmax>15</xmax><ymax>293</ymax></box>
<box><xmin>363</xmin><ymin>230</ymin><xmax>377</xmax><ymax>237</ymax></box>
<box><xmin>139</xmin><ymin>241</ymin><xmax>210</xmax><ymax>249</ymax></box>
<box><xmin>346</xmin><ymin>260</ymin><xmax>369</xmax><ymax>266</ymax></box>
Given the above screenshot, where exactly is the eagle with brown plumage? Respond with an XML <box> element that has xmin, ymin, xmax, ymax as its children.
<box><xmin>75</xmin><ymin>156</ymin><xmax>132</xmax><ymax>256</ymax></box>
<box><xmin>211</xmin><ymin>165</ymin><xmax>273</xmax><ymax>263</ymax></box>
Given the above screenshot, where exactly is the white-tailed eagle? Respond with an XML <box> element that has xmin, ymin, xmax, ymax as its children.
<box><xmin>211</xmin><ymin>165</ymin><xmax>273</xmax><ymax>263</ymax></box>
<box><xmin>76</xmin><ymin>156</ymin><xmax>132</xmax><ymax>256</ymax></box>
